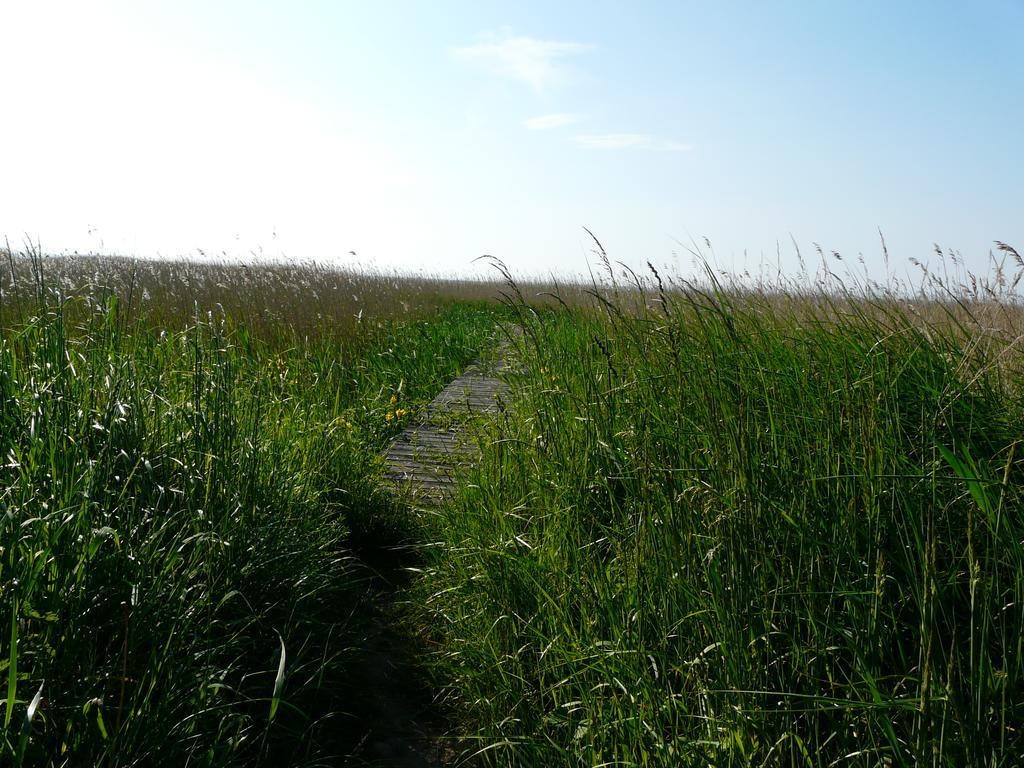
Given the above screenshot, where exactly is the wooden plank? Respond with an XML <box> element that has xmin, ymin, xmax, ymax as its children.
<box><xmin>382</xmin><ymin>331</ymin><xmax>517</xmax><ymax>503</ymax></box>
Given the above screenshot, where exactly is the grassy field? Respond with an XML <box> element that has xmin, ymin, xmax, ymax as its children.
<box><xmin>0</xmin><ymin>249</ymin><xmax>507</xmax><ymax>765</ymax></box>
<box><xmin>3</xmin><ymin>244</ymin><xmax>1023</xmax><ymax>766</ymax></box>
<box><xmin>417</xmin><ymin>247</ymin><xmax>1024</xmax><ymax>765</ymax></box>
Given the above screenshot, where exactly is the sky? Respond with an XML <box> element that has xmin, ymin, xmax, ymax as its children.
<box><xmin>1</xmin><ymin>1</ymin><xmax>1022</xmax><ymax>279</ymax></box>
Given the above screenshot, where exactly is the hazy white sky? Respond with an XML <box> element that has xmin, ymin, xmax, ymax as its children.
<box><xmin>2</xmin><ymin>1</ymin><xmax>1022</xmax><ymax>278</ymax></box>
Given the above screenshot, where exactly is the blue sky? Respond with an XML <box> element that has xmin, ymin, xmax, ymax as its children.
<box><xmin>2</xmin><ymin>1</ymin><xmax>1021</xmax><ymax>279</ymax></box>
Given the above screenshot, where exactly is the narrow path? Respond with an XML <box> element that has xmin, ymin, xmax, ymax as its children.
<box><xmin>345</xmin><ymin>329</ymin><xmax>518</xmax><ymax>766</ymax></box>
<box><xmin>384</xmin><ymin>335</ymin><xmax>515</xmax><ymax>503</ymax></box>
<box><xmin>343</xmin><ymin>589</ymin><xmax>454</xmax><ymax>767</ymax></box>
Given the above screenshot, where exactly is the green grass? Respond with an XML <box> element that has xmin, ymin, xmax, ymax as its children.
<box><xmin>4</xmin><ymin>242</ymin><xmax>1024</xmax><ymax>766</ymax></box>
<box><xmin>0</xmin><ymin>251</ymin><xmax>507</xmax><ymax>765</ymax></box>
<box><xmin>416</xmin><ymin>252</ymin><xmax>1024</xmax><ymax>765</ymax></box>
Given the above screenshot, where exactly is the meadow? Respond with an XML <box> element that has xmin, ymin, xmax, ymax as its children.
<box><xmin>2</xmin><ymin>242</ymin><xmax>1023</xmax><ymax>766</ymax></box>
<box><xmin>0</xmin><ymin>248</ymin><xmax>507</xmax><ymax>765</ymax></box>
<box><xmin>419</xmin><ymin>243</ymin><xmax>1024</xmax><ymax>766</ymax></box>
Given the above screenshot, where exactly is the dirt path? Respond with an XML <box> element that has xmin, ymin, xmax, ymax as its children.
<box><xmin>344</xmin><ymin>571</ymin><xmax>455</xmax><ymax>766</ymax></box>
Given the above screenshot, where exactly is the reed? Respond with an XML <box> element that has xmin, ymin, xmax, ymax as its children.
<box><xmin>5</xmin><ymin>239</ymin><xmax>1022</xmax><ymax>765</ymax></box>
<box><xmin>417</xmin><ymin>243</ymin><xmax>1024</xmax><ymax>766</ymax></box>
<box><xmin>0</xmin><ymin>249</ymin><xmax>506</xmax><ymax>764</ymax></box>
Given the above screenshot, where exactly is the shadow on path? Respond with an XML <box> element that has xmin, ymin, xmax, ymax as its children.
<box><xmin>340</xmin><ymin>328</ymin><xmax>520</xmax><ymax>766</ymax></box>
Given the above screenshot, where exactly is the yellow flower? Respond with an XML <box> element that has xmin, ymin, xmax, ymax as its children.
<box><xmin>385</xmin><ymin>411</ymin><xmax>394</xmax><ymax>422</ymax></box>
<box><xmin>390</xmin><ymin>394</ymin><xmax>398</xmax><ymax>405</ymax></box>
<box><xmin>395</xmin><ymin>408</ymin><xmax>407</xmax><ymax>418</ymax></box>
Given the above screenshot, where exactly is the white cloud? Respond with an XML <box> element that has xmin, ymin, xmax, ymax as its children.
<box><xmin>523</xmin><ymin>113</ymin><xmax>582</xmax><ymax>130</ymax></box>
<box><xmin>656</xmin><ymin>140</ymin><xmax>695</xmax><ymax>152</ymax></box>
<box><xmin>453</xmin><ymin>32</ymin><xmax>593</xmax><ymax>91</ymax></box>
<box><xmin>575</xmin><ymin>134</ymin><xmax>694</xmax><ymax>151</ymax></box>
<box><xmin>575</xmin><ymin>134</ymin><xmax>653</xmax><ymax>150</ymax></box>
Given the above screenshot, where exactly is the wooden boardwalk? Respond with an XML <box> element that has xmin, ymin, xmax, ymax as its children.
<box><xmin>383</xmin><ymin>334</ymin><xmax>515</xmax><ymax>503</ymax></box>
